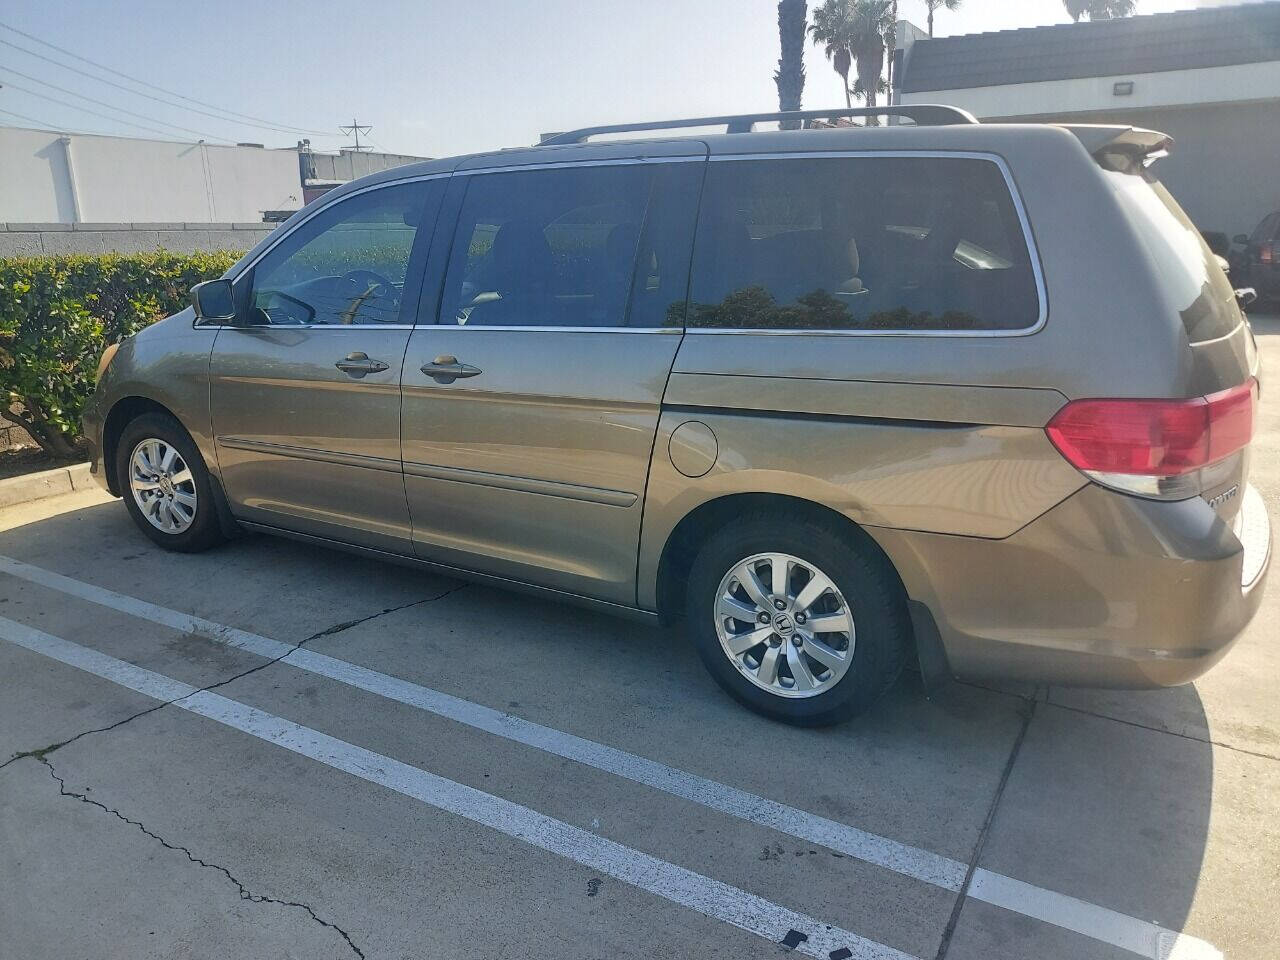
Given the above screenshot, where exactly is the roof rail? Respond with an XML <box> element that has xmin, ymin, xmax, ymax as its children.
<box><xmin>539</xmin><ymin>105</ymin><xmax>979</xmax><ymax>145</ymax></box>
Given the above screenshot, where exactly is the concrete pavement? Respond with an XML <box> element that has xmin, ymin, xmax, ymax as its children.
<box><xmin>1</xmin><ymin>317</ymin><xmax>1276</xmax><ymax>959</ymax></box>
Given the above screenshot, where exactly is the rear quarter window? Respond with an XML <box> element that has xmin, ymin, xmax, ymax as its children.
<box><xmin>1104</xmin><ymin>170</ymin><xmax>1240</xmax><ymax>344</ymax></box>
<box><xmin>681</xmin><ymin>155</ymin><xmax>1042</xmax><ymax>332</ymax></box>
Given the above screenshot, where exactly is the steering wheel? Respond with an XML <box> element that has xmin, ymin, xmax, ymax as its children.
<box><xmin>341</xmin><ymin>269</ymin><xmax>398</xmax><ymax>302</ymax></box>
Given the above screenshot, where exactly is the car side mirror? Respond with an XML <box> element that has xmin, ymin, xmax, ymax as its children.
<box><xmin>1235</xmin><ymin>287</ymin><xmax>1258</xmax><ymax>309</ymax></box>
<box><xmin>1233</xmin><ymin>234</ymin><xmax>1250</xmax><ymax>245</ymax></box>
<box><xmin>191</xmin><ymin>278</ymin><xmax>237</xmax><ymax>324</ymax></box>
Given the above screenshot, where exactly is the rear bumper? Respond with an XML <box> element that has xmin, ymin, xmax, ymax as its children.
<box><xmin>871</xmin><ymin>483</ymin><xmax>1271</xmax><ymax>688</ymax></box>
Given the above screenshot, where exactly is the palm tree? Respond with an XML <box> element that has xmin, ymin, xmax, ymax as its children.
<box><xmin>1064</xmin><ymin>0</ymin><xmax>1136</xmax><ymax>22</ymax></box>
<box><xmin>925</xmin><ymin>0</ymin><xmax>961</xmax><ymax>38</ymax></box>
<box><xmin>774</xmin><ymin>0</ymin><xmax>808</xmax><ymax>129</ymax></box>
<box><xmin>849</xmin><ymin>0</ymin><xmax>895</xmax><ymax>120</ymax></box>
<box><xmin>809</xmin><ymin>0</ymin><xmax>856</xmax><ymax>109</ymax></box>
<box><xmin>809</xmin><ymin>0</ymin><xmax>894</xmax><ymax>119</ymax></box>
<box><xmin>885</xmin><ymin>0</ymin><xmax>897</xmax><ymax>102</ymax></box>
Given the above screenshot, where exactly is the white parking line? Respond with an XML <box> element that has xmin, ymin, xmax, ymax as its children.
<box><xmin>1</xmin><ymin>617</ymin><xmax>916</xmax><ymax>960</ymax></box>
<box><xmin>0</xmin><ymin>555</ymin><xmax>1223</xmax><ymax>960</ymax></box>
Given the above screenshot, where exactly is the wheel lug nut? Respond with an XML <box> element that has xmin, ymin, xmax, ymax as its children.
<box><xmin>795</xmin><ymin>613</ymin><xmax>806</xmax><ymax>624</ymax></box>
<box><xmin>758</xmin><ymin>612</ymin><xmax>770</xmax><ymax>623</ymax></box>
<box><xmin>773</xmin><ymin>599</ymin><xmax>785</xmax><ymax>610</ymax></box>
<box><xmin>793</xmin><ymin>636</ymin><xmax>803</xmax><ymax>647</ymax></box>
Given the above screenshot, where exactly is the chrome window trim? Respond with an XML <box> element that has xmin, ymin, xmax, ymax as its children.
<box><xmin>211</xmin><ymin>151</ymin><xmax>1047</xmax><ymax>339</ymax></box>
<box><xmin>689</xmin><ymin>150</ymin><xmax>1049</xmax><ymax>339</ymax></box>
<box><xmin>202</xmin><ymin>323</ymin><xmax>419</xmax><ymax>331</ymax></box>
<box><xmin>430</xmin><ymin>326</ymin><xmax>681</xmax><ymax>334</ymax></box>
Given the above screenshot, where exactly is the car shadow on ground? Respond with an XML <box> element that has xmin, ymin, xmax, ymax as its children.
<box><xmin>0</xmin><ymin>497</ymin><xmax>1216</xmax><ymax>953</ymax></box>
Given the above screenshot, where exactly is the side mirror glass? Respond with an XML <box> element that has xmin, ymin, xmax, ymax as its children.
<box><xmin>191</xmin><ymin>278</ymin><xmax>236</xmax><ymax>324</ymax></box>
<box><xmin>1233</xmin><ymin>234</ymin><xmax>1250</xmax><ymax>245</ymax></box>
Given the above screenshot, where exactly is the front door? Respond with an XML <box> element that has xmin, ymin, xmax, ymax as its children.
<box><xmin>210</xmin><ymin>178</ymin><xmax>441</xmax><ymax>552</ymax></box>
<box><xmin>401</xmin><ymin>155</ymin><xmax>704</xmax><ymax>604</ymax></box>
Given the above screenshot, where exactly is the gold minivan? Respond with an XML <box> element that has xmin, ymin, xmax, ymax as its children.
<box><xmin>84</xmin><ymin>108</ymin><xmax>1271</xmax><ymax>724</ymax></box>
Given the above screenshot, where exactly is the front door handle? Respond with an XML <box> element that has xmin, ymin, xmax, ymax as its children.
<box><xmin>335</xmin><ymin>352</ymin><xmax>389</xmax><ymax>378</ymax></box>
<box><xmin>421</xmin><ymin>355</ymin><xmax>482</xmax><ymax>384</ymax></box>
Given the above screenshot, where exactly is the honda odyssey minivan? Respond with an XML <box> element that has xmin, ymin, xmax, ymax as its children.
<box><xmin>84</xmin><ymin>107</ymin><xmax>1271</xmax><ymax>725</ymax></box>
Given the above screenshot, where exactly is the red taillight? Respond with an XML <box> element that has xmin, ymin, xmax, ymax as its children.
<box><xmin>1046</xmin><ymin>379</ymin><xmax>1256</xmax><ymax>483</ymax></box>
<box><xmin>1262</xmin><ymin>245</ymin><xmax>1275</xmax><ymax>264</ymax></box>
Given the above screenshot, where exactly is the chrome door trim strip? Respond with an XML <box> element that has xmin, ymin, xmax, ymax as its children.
<box><xmin>424</xmin><ymin>325</ymin><xmax>682</xmax><ymax>334</ymax></box>
<box><xmin>693</xmin><ymin>150</ymin><xmax>1048</xmax><ymax>339</ymax></box>
<box><xmin>217</xmin><ymin>437</ymin><xmax>401</xmax><ymax>473</ymax></box>
<box><xmin>403</xmin><ymin>460</ymin><xmax>638</xmax><ymax>508</ymax></box>
<box><xmin>203</xmin><ymin>323</ymin><xmax>419</xmax><ymax>331</ymax></box>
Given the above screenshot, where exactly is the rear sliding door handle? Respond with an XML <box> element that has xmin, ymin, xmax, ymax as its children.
<box><xmin>421</xmin><ymin>355</ymin><xmax>482</xmax><ymax>384</ymax></box>
<box><xmin>335</xmin><ymin>352</ymin><xmax>389</xmax><ymax>378</ymax></box>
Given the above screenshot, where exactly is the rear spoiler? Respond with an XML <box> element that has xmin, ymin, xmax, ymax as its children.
<box><xmin>1059</xmin><ymin>125</ymin><xmax>1174</xmax><ymax>173</ymax></box>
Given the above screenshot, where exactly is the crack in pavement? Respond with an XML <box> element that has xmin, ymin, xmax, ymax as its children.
<box><xmin>1</xmin><ymin>580</ymin><xmax>467</xmax><ymax>774</ymax></box>
<box><xmin>35</xmin><ymin>755</ymin><xmax>365</xmax><ymax>959</ymax></box>
<box><xmin>933</xmin><ymin>697</ymin><xmax>1036</xmax><ymax>960</ymax></box>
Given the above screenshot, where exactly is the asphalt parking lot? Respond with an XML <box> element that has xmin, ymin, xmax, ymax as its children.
<box><xmin>2</xmin><ymin>316</ymin><xmax>1277</xmax><ymax>960</ymax></box>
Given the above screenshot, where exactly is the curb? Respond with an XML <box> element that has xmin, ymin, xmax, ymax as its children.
<box><xmin>0</xmin><ymin>463</ymin><xmax>97</xmax><ymax>509</ymax></box>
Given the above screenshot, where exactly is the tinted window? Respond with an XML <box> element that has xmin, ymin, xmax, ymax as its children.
<box><xmin>1251</xmin><ymin>213</ymin><xmax>1279</xmax><ymax>243</ymax></box>
<box><xmin>1106</xmin><ymin>170</ymin><xmax>1239</xmax><ymax>344</ymax></box>
<box><xmin>250</xmin><ymin>181</ymin><xmax>428</xmax><ymax>326</ymax></box>
<box><xmin>681</xmin><ymin>157</ymin><xmax>1041</xmax><ymax>332</ymax></box>
<box><xmin>441</xmin><ymin>164</ymin><xmax>661</xmax><ymax>327</ymax></box>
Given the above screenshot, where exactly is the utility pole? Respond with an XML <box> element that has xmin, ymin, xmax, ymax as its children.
<box><xmin>338</xmin><ymin>118</ymin><xmax>372</xmax><ymax>152</ymax></box>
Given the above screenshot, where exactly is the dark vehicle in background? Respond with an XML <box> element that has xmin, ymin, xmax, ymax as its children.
<box><xmin>1234</xmin><ymin>213</ymin><xmax>1280</xmax><ymax>306</ymax></box>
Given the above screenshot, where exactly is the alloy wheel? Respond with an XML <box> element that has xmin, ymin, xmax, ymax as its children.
<box><xmin>713</xmin><ymin>552</ymin><xmax>855</xmax><ymax>699</ymax></box>
<box><xmin>128</xmin><ymin>438</ymin><xmax>197</xmax><ymax>534</ymax></box>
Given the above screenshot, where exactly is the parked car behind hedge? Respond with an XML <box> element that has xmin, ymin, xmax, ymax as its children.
<box><xmin>0</xmin><ymin>251</ymin><xmax>240</xmax><ymax>457</ymax></box>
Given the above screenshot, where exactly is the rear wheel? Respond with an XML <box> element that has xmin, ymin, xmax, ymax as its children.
<box><xmin>116</xmin><ymin>413</ymin><xmax>223</xmax><ymax>552</ymax></box>
<box><xmin>685</xmin><ymin>513</ymin><xmax>909</xmax><ymax>726</ymax></box>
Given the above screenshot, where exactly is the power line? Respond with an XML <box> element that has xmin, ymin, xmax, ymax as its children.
<box><xmin>0</xmin><ymin>77</ymin><xmax>230</xmax><ymax>142</ymax></box>
<box><xmin>0</xmin><ymin>65</ymin><xmax>234</xmax><ymax>142</ymax></box>
<box><xmin>0</xmin><ymin>36</ymin><xmax>336</xmax><ymax>140</ymax></box>
<box><xmin>0</xmin><ymin>105</ymin><xmax>60</xmax><ymax>131</ymax></box>
<box><xmin>0</xmin><ymin>19</ymin><xmax>335</xmax><ymax>138</ymax></box>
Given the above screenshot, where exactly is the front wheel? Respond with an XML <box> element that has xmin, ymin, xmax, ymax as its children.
<box><xmin>685</xmin><ymin>513</ymin><xmax>910</xmax><ymax>726</ymax></box>
<box><xmin>116</xmin><ymin>412</ymin><xmax>224</xmax><ymax>553</ymax></box>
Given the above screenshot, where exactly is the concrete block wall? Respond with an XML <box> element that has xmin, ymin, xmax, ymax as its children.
<box><xmin>0</xmin><ymin>222</ymin><xmax>274</xmax><ymax>258</ymax></box>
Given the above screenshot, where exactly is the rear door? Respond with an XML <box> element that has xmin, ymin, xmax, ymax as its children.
<box><xmin>400</xmin><ymin>154</ymin><xmax>703</xmax><ymax>604</ymax></box>
<box><xmin>210</xmin><ymin>178</ymin><xmax>443</xmax><ymax>552</ymax></box>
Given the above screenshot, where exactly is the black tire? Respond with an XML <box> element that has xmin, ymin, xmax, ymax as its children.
<box><xmin>685</xmin><ymin>511</ymin><xmax>910</xmax><ymax>726</ymax></box>
<box><xmin>115</xmin><ymin>412</ymin><xmax>224</xmax><ymax>553</ymax></box>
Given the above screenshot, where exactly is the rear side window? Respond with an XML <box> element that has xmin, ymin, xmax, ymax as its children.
<box><xmin>681</xmin><ymin>156</ymin><xmax>1041</xmax><ymax>332</ymax></box>
<box><xmin>438</xmin><ymin>163</ymin><xmax>699</xmax><ymax>328</ymax></box>
<box><xmin>1104</xmin><ymin>170</ymin><xmax>1239</xmax><ymax>344</ymax></box>
<box><xmin>1251</xmin><ymin>213</ymin><xmax>1279</xmax><ymax>243</ymax></box>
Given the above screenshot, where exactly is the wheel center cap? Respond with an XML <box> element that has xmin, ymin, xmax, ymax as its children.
<box><xmin>772</xmin><ymin>612</ymin><xmax>795</xmax><ymax>636</ymax></box>
<box><xmin>158</xmin><ymin>475</ymin><xmax>175</xmax><ymax>496</ymax></box>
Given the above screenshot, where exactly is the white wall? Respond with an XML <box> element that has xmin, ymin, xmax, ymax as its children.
<box><xmin>1058</xmin><ymin>101</ymin><xmax>1280</xmax><ymax>240</ymax></box>
<box><xmin>0</xmin><ymin>127</ymin><xmax>78</xmax><ymax>222</ymax></box>
<box><xmin>900</xmin><ymin>60</ymin><xmax>1280</xmax><ymax>119</ymax></box>
<box><xmin>0</xmin><ymin>127</ymin><xmax>303</xmax><ymax>224</ymax></box>
<box><xmin>900</xmin><ymin>63</ymin><xmax>1280</xmax><ymax>238</ymax></box>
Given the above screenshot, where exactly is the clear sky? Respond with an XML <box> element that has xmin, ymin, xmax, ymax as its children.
<box><xmin>0</xmin><ymin>0</ymin><xmax>1254</xmax><ymax>158</ymax></box>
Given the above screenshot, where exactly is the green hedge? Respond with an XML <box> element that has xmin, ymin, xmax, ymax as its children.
<box><xmin>0</xmin><ymin>251</ymin><xmax>241</xmax><ymax>458</ymax></box>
